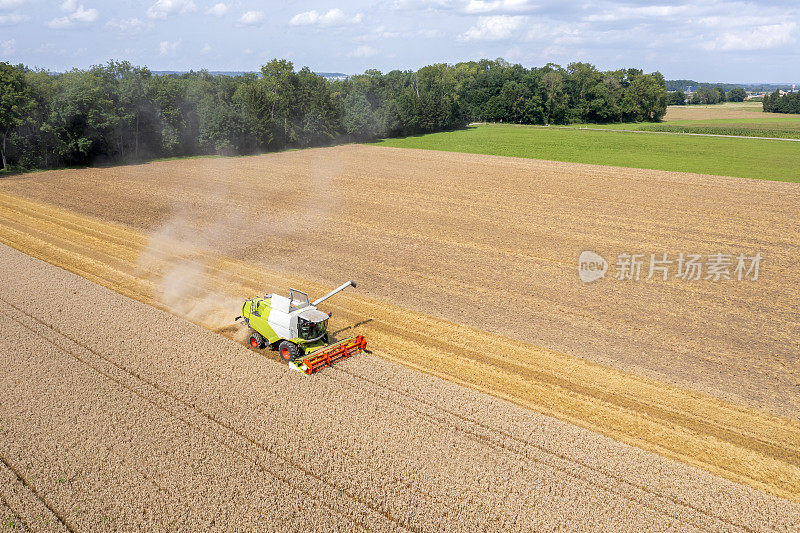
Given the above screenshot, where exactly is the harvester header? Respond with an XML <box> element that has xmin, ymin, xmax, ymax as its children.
<box><xmin>236</xmin><ymin>280</ymin><xmax>366</xmax><ymax>374</ymax></box>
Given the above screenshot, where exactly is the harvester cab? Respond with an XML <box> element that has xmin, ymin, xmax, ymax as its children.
<box><xmin>237</xmin><ymin>280</ymin><xmax>366</xmax><ymax>374</ymax></box>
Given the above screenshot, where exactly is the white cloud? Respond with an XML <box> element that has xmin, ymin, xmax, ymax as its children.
<box><xmin>159</xmin><ymin>38</ymin><xmax>181</xmax><ymax>55</ymax></box>
<box><xmin>459</xmin><ymin>15</ymin><xmax>526</xmax><ymax>41</ymax></box>
<box><xmin>71</xmin><ymin>5</ymin><xmax>98</xmax><ymax>22</ymax></box>
<box><xmin>290</xmin><ymin>10</ymin><xmax>318</xmax><ymax>25</ymax></box>
<box><xmin>356</xmin><ymin>25</ymin><xmax>400</xmax><ymax>41</ymax></box>
<box><xmin>584</xmin><ymin>5</ymin><xmax>691</xmax><ymax>22</ymax></box>
<box><xmin>239</xmin><ymin>10</ymin><xmax>264</xmax><ymax>25</ymax></box>
<box><xmin>46</xmin><ymin>15</ymin><xmax>72</xmax><ymax>28</ymax></box>
<box><xmin>201</xmin><ymin>42</ymin><xmax>212</xmax><ymax>53</ymax></box>
<box><xmin>106</xmin><ymin>17</ymin><xmax>152</xmax><ymax>35</ymax></box>
<box><xmin>356</xmin><ymin>25</ymin><xmax>444</xmax><ymax>42</ymax></box>
<box><xmin>525</xmin><ymin>21</ymin><xmax>585</xmax><ymax>44</ymax></box>
<box><xmin>0</xmin><ymin>12</ymin><xmax>25</xmax><ymax>25</ymax></box>
<box><xmin>0</xmin><ymin>38</ymin><xmax>15</xmax><ymax>56</ymax></box>
<box><xmin>289</xmin><ymin>8</ymin><xmax>361</xmax><ymax>27</ymax></box>
<box><xmin>464</xmin><ymin>0</ymin><xmax>532</xmax><ymax>14</ymax></box>
<box><xmin>147</xmin><ymin>0</ymin><xmax>196</xmax><ymax>19</ymax></box>
<box><xmin>705</xmin><ymin>21</ymin><xmax>798</xmax><ymax>51</ymax></box>
<box><xmin>349</xmin><ymin>44</ymin><xmax>378</xmax><ymax>57</ymax></box>
<box><xmin>697</xmin><ymin>15</ymin><xmax>769</xmax><ymax>28</ymax></box>
<box><xmin>205</xmin><ymin>2</ymin><xmax>227</xmax><ymax>16</ymax></box>
<box><xmin>47</xmin><ymin>1</ymin><xmax>98</xmax><ymax>28</ymax></box>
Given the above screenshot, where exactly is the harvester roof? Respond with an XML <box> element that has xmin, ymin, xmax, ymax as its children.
<box><xmin>298</xmin><ymin>308</ymin><xmax>329</xmax><ymax>323</ymax></box>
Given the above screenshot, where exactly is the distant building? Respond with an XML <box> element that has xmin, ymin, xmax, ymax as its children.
<box><xmin>317</xmin><ymin>72</ymin><xmax>349</xmax><ymax>81</ymax></box>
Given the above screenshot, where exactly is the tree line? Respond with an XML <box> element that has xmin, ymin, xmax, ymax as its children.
<box><xmin>666</xmin><ymin>79</ymin><xmax>792</xmax><ymax>94</ymax></box>
<box><xmin>667</xmin><ymin>86</ymin><xmax>747</xmax><ymax>106</ymax></box>
<box><xmin>0</xmin><ymin>58</ymin><xmax>668</xmax><ymax>171</ymax></box>
<box><xmin>762</xmin><ymin>90</ymin><xmax>800</xmax><ymax>114</ymax></box>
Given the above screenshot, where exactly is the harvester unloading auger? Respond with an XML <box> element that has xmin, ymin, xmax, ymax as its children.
<box><xmin>235</xmin><ymin>281</ymin><xmax>366</xmax><ymax>374</ymax></box>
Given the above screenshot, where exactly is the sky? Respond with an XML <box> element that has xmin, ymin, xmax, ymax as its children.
<box><xmin>0</xmin><ymin>0</ymin><xmax>798</xmax><ymax>82</ymax></box>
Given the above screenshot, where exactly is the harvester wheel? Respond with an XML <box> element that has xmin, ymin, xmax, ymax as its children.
<box><xmin>278</xmin><ymin>341</ymin><xmax>300</xmax><ymax>362</ymax></box>
<box><xmin>249</xmin><ymin>332</ymin><xmax>265</xmax><ymax>349</ymax></box>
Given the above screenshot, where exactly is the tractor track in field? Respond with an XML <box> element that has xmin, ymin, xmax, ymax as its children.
<box><xmin>0</xmin><ymin>297</ymin><xmax>414</xmax><ymax>532</ymax></box>
<box><xmin>1</xmin><ymin>191</ymin><xmax>800</xmax><ymax>505</ymax></box>
<box><xmin>318</xmin><ymin>366</ymin><xmax>754</xmax><ymax>532</ymax></box>
<box><xmin>0</xmin><ymin>453</ymin><xmax>72</xmax><ymax>532</ymax></box>
<box><xmin>0</xmin><ymin>305</ymin><xmax>223</xmax><ymax>530</ymax></box>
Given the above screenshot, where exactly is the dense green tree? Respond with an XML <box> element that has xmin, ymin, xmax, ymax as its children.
<box><xmin>257</xmin><ymin>59</ymin><xmax>299</xmax><ymax>147</ymax></box>
<box><xmin>667</xmin><ymin>90</ymin><xmax>686</xmax><ymax>105</ymax></box>
<box><xmin>0</xmin><ymin>62</ymin><xmax>35</xmax><ymax>169</ymax></box>
<box><xmin>15</xmin><ymin>69</ymin><xmax>59</xmax><ymax>168</ymax></box>
<box><xmin>727</xmin><ymin>87</ymin><xmax>747</xmax><ymax>102</ymax></box>
<box><xmin>691</xmin><ymin>86</ymin><xmax>723</xmax><ymax>105</ymax></box>
<box><xmin>621</xmin><ymin>73</ymin><xmax>667</xmax><ymax>121</ymax></box>
<box><xmin>111</xmin><ymin>61</ymin><xmax>157</xmax><ymax>159</ymax></box>
<box><xmin>342</xmin><ymin>90</ymin><xmax>376</xmax><ymax>138</ymax></box>
<box><xmin>294</xmin><ymin>67</ymin><xmax>338</xmax><ymax>146</ymax></box>
<box><xmin>41</xmin><ymin>68</ymin><xmax>120</xmax><ymax>164</ymax></box>
<box><xmin>763</xmin><ymin>90</ymin><xmax>800</xmax><ymax>114</ymax></box>
<box><xmin>542</xmin><ymin>69</ymin><xmax>566</xmax><ymax>124</ymax></box>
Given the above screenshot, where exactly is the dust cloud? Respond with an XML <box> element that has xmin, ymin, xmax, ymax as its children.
<box><xmin>136</xmin><ymin>150</ymin><xmax>342</xmax><ymax>335</ymax></box>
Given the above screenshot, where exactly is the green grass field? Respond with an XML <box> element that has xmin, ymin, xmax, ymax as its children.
<box><xmin>373</xmin><ymin>124</ymin><xmax>800</xmax><ymax>182</ymax></box>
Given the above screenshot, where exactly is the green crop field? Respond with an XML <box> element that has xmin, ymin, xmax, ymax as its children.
<box><xmin>373</xmin><ymin>124</ymin><xmax>800</xmax><ymax>182</ymax></box>
<box><xmin>568</xmin><ymin>116</ymin><xmax>800</xmax><ymax>139</ymax></box>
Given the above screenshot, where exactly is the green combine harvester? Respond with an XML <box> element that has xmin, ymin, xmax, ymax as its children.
<box><xmin>236</xmin><ymin>281</ymin><xmax>366</xmax><ymax>374</ymax></box>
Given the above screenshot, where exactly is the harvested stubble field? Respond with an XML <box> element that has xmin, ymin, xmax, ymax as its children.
<box><xmin>0</xmin><ymin>144</ymin><xmax>799</xmax><ymax>523</ymax></box>
<box><xmin>663</xmin><ymin>102</ymin><xmax>786</xmax><ymax>121</ymax></box>
<box><xmin>2</xmin><ymin>244</ymin><xmax>800</xmax><ymax>531</ymax></box>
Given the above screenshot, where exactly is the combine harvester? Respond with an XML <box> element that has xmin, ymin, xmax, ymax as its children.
<box><xmin>236</xmin><ymin>281</ymin><xmax>366</xmax><ymax>374</ymax></box>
